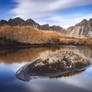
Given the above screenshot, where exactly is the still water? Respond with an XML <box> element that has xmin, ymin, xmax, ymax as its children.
<box><xmin>0</xmin><ymin>46</ymin><xmax>92</xmax><ymax>92</ymax></box>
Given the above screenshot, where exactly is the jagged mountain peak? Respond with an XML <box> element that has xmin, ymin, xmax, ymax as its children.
<box><xmin>8</xmin><ymin>17</ymin><xmax>24</xmax><ymax>22</ymax></box>
<box><xmin>80</xmin><ymin>19</ymin><xmax>88</xmax><ymax>23</ymax></box>
<box><xmin>21</xmin><ymin>18</ymin><xmax>39</xmax><ymax>26</ymax></box>
<box><xmin>10</xmin><ymin>17</ymin><xmax>24</xmax><ymax>20</ymax></box>
<box><xmin>67</xmin><ymin>19</ymin><xmax>92</xmax><ymax>38</ymax></box>
<box><xmin>89</xmin><ymin>18</ymin><xmax>92</xmax><ymax>22</ymax></box>
<box><xmin>0</xmin><ymin>20</ymin><xmax>8</xmax><ymax>26</ymax></box>
<box><xmin>89</xmin><ymin>18</ymin><xmax>92</xmax><ymax>27</ymax></box>
<box><xmin>0</xmin><ymin>17</ymin><xmax>65</xmax><ymax>33</ymax></box>
<box><xmin>76</xmin><ymin>19</ymin><xmax>88</xmax><ymax>26</ymax></box>
<box><xmin>8</xmin><ymin>17</ymin><xmax>25</xmax><ymax>26</ymax></box>
<box><xmin>26</xmin><ymin>18</ymin><xmax>37</xmax><ymax>23</ymax></box>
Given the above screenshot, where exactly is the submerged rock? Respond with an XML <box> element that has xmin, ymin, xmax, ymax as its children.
<box><xmin>16</xmin><ymin>51</ymin><xmax>90</xmax><ymax>81</ymax></box>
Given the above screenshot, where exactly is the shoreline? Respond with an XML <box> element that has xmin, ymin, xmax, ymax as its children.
<box><xmin>0</xmin><ymin>41</ymin><xmax>92</xmax><ymax>48</ymax></box>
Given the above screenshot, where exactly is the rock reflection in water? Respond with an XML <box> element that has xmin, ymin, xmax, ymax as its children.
<box><xmin>49</xmin><ymin>70</ymin><xmax>84</xmax><ymax>79</ymax></box>
<box><xmin>16</xmin><ymin>49</ymin><xmax>90</xmax><ymax>81</ymax></box>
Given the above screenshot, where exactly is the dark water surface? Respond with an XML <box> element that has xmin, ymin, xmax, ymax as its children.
<box><xmin>0</xmin><ymin>46</ymin><xmax>92</xmax><ymax>92</ymax></box>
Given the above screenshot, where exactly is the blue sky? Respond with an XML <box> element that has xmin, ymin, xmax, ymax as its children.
<box><xmin>0</xmin><ymin>0</ymin><xmax>92</xmax><ymax>28</ymax></box>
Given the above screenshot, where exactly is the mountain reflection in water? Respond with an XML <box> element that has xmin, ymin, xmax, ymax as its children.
<box><xmin>0</xmin><ymin>46</ymin><xmax>92</xmax><ymax>64</ymax></box>
<box><xmin>0</xmin><ymin>46</ymin><xmax>92</xmax><ymax>92</ymax></box>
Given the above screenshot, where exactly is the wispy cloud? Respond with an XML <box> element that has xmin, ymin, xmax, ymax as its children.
<box><xmin>11</xmin><ymin>0</ymin><xmax>92</xmax><ymax>28</ymax></box>
<box><xmin>43</xmin><ymin>14</ymin><xmax>92</xmax><ymax>28</ymax></box>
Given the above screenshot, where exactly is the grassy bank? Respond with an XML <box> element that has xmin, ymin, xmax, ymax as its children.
<box><xmin>0</xmin><ymin>25</ymin><xmax>92</xmax><ymax>46</ymax></box>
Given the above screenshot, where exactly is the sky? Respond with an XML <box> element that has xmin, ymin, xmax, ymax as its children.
<box><xmin>0</xmin><ymin>0</ymin><xmax>92</xmax><ymax>28</ymax></box>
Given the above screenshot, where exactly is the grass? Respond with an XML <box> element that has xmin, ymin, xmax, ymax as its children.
<box><xmin>0</xmin><ymin>25</ymin><xmax>63</xmax><ymax>44</ymax></box>
<box><xmin>0</xmin><ymin>25</ymin><xmax>92</xmax><ymax>46</ymax></box>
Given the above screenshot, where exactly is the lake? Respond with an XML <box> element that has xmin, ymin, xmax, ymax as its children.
<box><xmin>0</xmin><ymin>46</ymin><xmax>92</xmax><ymax>92</ymax></box>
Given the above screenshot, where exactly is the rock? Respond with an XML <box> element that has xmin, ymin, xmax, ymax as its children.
<box><xmin>0</xmin><ymin>17</ymin><xmax>65</xmax><ymax>33</ymax></box>
<box><xmin>89</xmin><ymin>18</ymin><xmax>92</xmax><ymax>27</ymax></box>
<box><xmin>50</xmin><ymin>25</ymin><xmax>66</xmax><ymax>33</ymax></box>
<box><xmin>39</xmin><ymin>24</ymin><xmax>65</xmax><ymax>33</ymax></box>
<box><xmin>8</xmin><ymin>17</ymin><xmax>24</xmax><ymax>26</ymax></box>
<box><xmin>16</xmin><ymin>51</ymin><xmax>90</xmax><ymax>81</ymax></box>
<box><xmin>0</xmin><ymin>20</ymin><xmax>8</xmax><ymax>26</ymax></box>
<box><xmin>67</xmin><ymin>19</ymin><xmax>92</xmax><ymax>38</ymax></box>
<box><xmin>39</xmin><ymin>24</ymin><xmax>50</xmax><ymax>30</ymax></box>
<box><xmin>20</xmin><ymin>18</ymin><xmax>40</xmax><ymax>29</ymax></box>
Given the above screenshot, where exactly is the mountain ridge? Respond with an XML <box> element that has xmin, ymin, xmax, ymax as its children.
<box><xmin>67</xmin><ymin>19</ymin><xmax>92</xmax><ymax>38</ymax></box>
<box><xmin>0</xmin><ymin>17</ymin><xmax>92</xmax><ymax>38</ymax></box>
<box><xmin>0</xmin><ymin>17</ymin><xmax>65</xmax><ymax>33</ymax></box>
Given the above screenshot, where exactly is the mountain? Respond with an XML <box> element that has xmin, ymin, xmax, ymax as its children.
<box><xmin>0</xmin><ymin>17</ymin><xmax>65</xmax><ymax>33</ymax></box>
<box><xmin>1</xmin><ymin>17</ymin><xmax>92</xmax><ymax>38</ymax></box>
<box><xmin>67</xmin><ymin>19</ymin><xmax>92</xmax><ymax>38</ymax></box>
<box><xmin>39</xmin><ymin>24</ymin><xmax>65</xmax><ymax>33</ymax></box>
<box><xmin>49</xmin><ymin>25</ymin><xmax>65</xmax><ymax>33</ymax></box>
<box><xmin>8</xmin><ymin>17</ymin><xmax>25</xmax><ymax>26</ymax></box>
<box><xmin>0</xmin><ymin>20</ymin><xmax>8</xmax><ymax>26</ymax></box>
<box><xmin>20</xmin><ymin>18</ymin><xmax>40</xmax><ymax>29</ymax></box>
<box><xmin>89</xmin><ymin>18</ymin><xmax>92</xmax><ymax>27</ymax></box>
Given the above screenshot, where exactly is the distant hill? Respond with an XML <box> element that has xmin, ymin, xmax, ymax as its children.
<box><xmin>0</xmin><ymin>17</ymin><xmax>65</xmax><ymax>33</ymax></box>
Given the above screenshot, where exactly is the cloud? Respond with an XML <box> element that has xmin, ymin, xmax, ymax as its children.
<box><xmin>43</xmin><ymin>14</ymin><xmax>92</xmax><ymax>28</ymax></box>
<box><xmin>11</xmin><ymin>0</ymin><xmax>92</xmax><ymax>28</ymax></box>
<box><xmin>60</xmin><ymin>70</ymin><xmax>92</xmax><ymax>91</ymax></box>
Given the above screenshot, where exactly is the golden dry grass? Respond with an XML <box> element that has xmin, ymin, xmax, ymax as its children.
<box><xmin>0</xmin><ymin>25</ymin><xmax>92</xmax><ymax>45</ymax></box>
<box><xmin>0</xmin><ymin>25</ymin><xmax>65</xmax><ymax>44</ymax></box>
